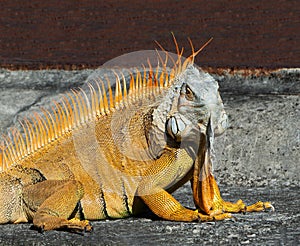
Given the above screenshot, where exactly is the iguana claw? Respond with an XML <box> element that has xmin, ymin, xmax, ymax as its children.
<box><xmin>246</xmin><ymin>201</ymin><xmax>275</xmax><ymax>213</ymax></box>
<box><xmin>62</xmin><ymin>218</ymin><xmax>93</xmax><ymax>233</ymax></box>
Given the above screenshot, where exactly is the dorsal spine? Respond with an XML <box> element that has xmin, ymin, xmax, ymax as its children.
<box><xmin>0</xmin><ymin>36</ymin><xmax>212</xmax><ymax>171</ymax></box>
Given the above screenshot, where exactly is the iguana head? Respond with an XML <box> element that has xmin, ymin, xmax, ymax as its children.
<box><xmin>166</xmin><ymin>64</ymin><xmax>228</xmax><ymax>143</ymax></box>
<box><xmin>164</xmin><ymin>64</ymin><xmax>228</xmax><ymax>201</ymax></box>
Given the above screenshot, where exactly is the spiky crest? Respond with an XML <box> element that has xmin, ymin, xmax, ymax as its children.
<box><xmin>0</xmin><ymin>37</ymin><xmax>212</xmax><ymax>171</ymax></box>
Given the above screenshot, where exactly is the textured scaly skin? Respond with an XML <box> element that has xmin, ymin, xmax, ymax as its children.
<box><xmin>0</xmin><ymin>42</ymin><xmax>273</xmax><ymax>232</ymax></box>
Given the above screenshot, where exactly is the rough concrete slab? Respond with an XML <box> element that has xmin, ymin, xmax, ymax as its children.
<box><xmin>0</xmin><ymin>69</ymin><xmax>93</xmax><ymax>133</ymax></box>
<box><xmin>215</xmin><ymin>93</ymin><xmax>299</xmax><ymax>187</ymax></box>
<box><xmin>0</xmin><ymin>186</ymin><xmax>298</xmax><ymax>245</ymax></box>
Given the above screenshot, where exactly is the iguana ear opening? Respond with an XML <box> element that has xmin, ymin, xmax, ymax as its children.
<box><xmin>192</xmin><ymin>117</ymin><xmax>215</xmax><ymax>213</ymax></box>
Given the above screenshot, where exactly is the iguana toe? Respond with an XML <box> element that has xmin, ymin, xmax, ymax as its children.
<box><xmin>246</xmin><ymin>201</ymin><xmax>275</xmax><ymax>213</ymax></box>
<box><xmin>63</xmin><ymin>218</ymin><xmax>93</xmax><ymax>233</ymax></box>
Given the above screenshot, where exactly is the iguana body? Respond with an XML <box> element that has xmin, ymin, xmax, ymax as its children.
<box><xmin>0</xmin><ymin>38</ymin><xmax>273</xmax><ymax>232</ymax></box>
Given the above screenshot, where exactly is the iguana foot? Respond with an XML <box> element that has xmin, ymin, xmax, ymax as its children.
<box><xmin>209</xmin><ymin>199</ymin><xmax>274</xmax><ymax>216</ymax></box>
<box><xmin>245</xmin><ymin>201</ymin><xmax>275</xmax><ymax>212</ymax></box>
<box><xmin>34</xmin><ymin>217</ymin><xmax>93</xmax><ymax>233</ymax></box>
<box><xmin>60</xmin><ymin>218</ymin><xmax>93</xmax><ymax>233</ymax></box>
<box><xmin>196</xmin><ymin>210</ymin><xmax>232</xmax><ymax>222</ymax></box>
<box><xmin>165</xmin><ymin>207</ymin><xmax>235</xmax><ymax>222</ymax></box>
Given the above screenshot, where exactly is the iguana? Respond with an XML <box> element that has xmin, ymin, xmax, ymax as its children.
<box><xmin>0</xmin><ymin>37</ymin><xmax>273</xmax><ymax>233</ymax></box>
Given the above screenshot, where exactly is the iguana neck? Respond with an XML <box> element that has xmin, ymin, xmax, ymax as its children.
<box><xmin>145</xmin><ymin>89</ymin><xmax>180</xmax><ymax>159</ymax></box>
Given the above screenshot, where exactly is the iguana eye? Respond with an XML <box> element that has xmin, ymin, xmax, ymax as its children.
<box><xmin>185</xmin><ymin>85</ymin><xmax>194</xmax><ymax>101</ymax></box>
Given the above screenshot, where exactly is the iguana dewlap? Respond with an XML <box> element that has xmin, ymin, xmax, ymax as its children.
<box><xmin>0</xmin><ymin>38</ymin><xmax>273</xmax><ymax>232</ymax></box>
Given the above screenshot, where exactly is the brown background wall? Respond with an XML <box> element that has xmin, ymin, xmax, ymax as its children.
<box><xmin>0</xmin><ymin>0</ymin><xmax>299</xmax><ymax>69</ymax></box>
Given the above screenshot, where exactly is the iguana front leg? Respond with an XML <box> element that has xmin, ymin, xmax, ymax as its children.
<box><xmin>136</xmin><ymin>149</ymin><xmax>231</xmax><ymax>222</ymax></box>
<box><xmin>23</xmin><ymin>180</ymin><xmax>92</xmax><ymax>232</ymax></box>
<box><xmin>140</xmin><ymin>188</ymin><xmax>215</xmax><ymax>222</ymax></box>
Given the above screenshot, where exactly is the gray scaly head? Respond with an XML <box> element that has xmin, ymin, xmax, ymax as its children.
<box><xmin>145</xmin><ymin>37</ymin><xmax>228</xmax><ymax>161</ymax></box>
<box><xmin>166</xmin><ymin>64</ymin><xmax>228</xmax><ymax>156</ymax></box>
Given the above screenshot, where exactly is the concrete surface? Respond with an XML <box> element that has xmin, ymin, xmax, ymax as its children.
<box><xmin>0</xmin><ymin>67</ymin><xmax>299</xmax><ymax>245</ymax></box>
<box><xmin>0</xmin><ymin>186</ymin><xmax>299</xmax><ymax>245</ymax></box>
